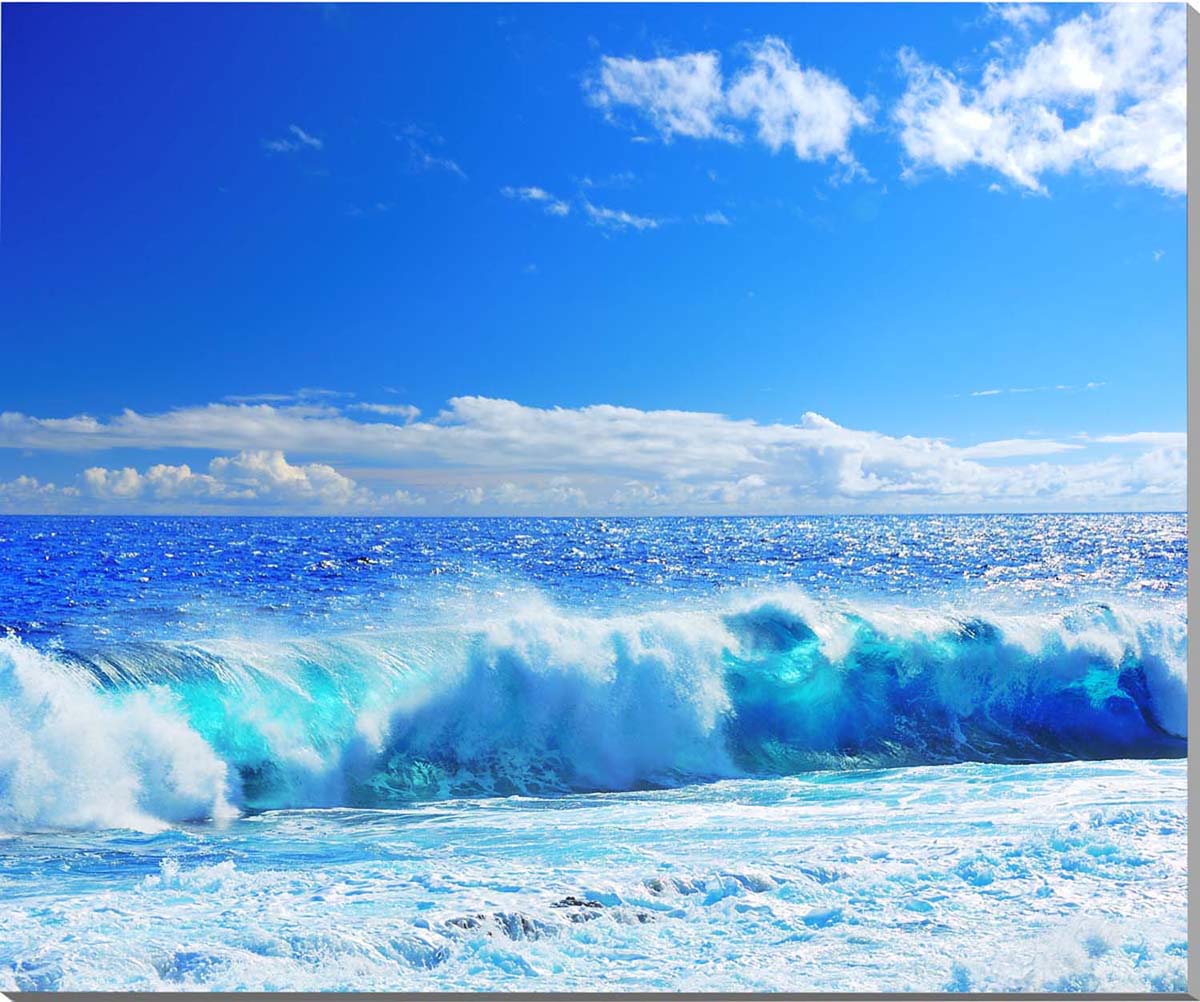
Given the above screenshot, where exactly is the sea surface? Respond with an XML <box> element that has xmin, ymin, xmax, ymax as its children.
<box><xmin>0</xmin><ymin>514</ymin><xmax>1188</xmax><ymax>992</ymax></box>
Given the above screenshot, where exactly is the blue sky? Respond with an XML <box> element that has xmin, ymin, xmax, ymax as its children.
<box><xmin>0</xmin><ymin>2</ymin><xmax>1186</xmax><ymax>513</ymax></box>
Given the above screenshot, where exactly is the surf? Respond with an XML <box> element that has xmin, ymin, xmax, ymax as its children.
<box><xmin>0</xmin><ymin>592</ymin><xmax>1186</xmax><ymax>831</ymax></box>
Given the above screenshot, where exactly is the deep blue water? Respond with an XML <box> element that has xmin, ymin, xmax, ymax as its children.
<box><xmin>0</xmin><ymin>514</ymin><xmax>1187</xmax><ymax>991</ymax></box>
<box><xmin>0</xmin><ymin>513</ymin><xmax>1186</xmax><ymax>644</ymax></box>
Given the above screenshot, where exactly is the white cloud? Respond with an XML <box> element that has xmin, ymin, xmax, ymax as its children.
<box><xmin>78</xmin><ymin>450</ymin><xmax>423</xmax><ymax>513</ymax></box>
<box><xmin>726</xmin><ymin>38</ymin><xmax>870</xmax><ymax>170</ymax></box>
<box><xmin>0</xmin><ymin>397</ymin><xmax>1185</xmax><ymax>513</ymax></box>
<box><xmin>262</xmin><ymin>124</ymin><xmax>323</xmax><ymax>154</ymax></box>
<box><xmin>699</xmin><ymin>210</ymin><xmax>732</xmax><ymax>225</ymax></box>
<box><xmin>582</xmin><ymin>200</ymin><xmax>662</xmax><ymax>232</ymax></box>
<box><xmin>896</xmin><ymin>4</ymin><xmax>1185</xmax><ymax>194</ymax></box>
<box><xmin>500</xmin><ymin>185</ymin><xmax>571</xmax><ymax>216</ymax></box>
<box><xmin>83</xmin><ymin>466</ymin><xmax>145</xmax><ymax>499</ymax></box>
<box><xmin>0</xmin><ymin>475</ymin><xmax>79</xmax><ymax>511</ymax></box>
<box><xmin>588</xmin><ymin>51</ymin><xmax>733</xmax><ymax>141</ymax></box>
<box><xmin>587</xmin><ymin>38</ymin><xmax>869</xmax><ymax>170</ymax></box>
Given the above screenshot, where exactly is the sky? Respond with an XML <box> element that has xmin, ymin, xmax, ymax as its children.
<box><xmin>0</xmin><ymin>2</ymin><xmax>1187</xmax><ymax>514</ymax></box>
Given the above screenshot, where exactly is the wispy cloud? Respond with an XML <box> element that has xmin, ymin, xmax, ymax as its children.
<box><xmin>262</xmin><ymin>124</ymin><xmax>324</xmax><ymax>154</ymax></box>
<box><xmin>582</xmin><ymin>200</ymin><xmax>662</xmax><ymax>232</ymax></box>
<box><xmin>401</xmin><ymin>135</ymin><xmax>467</xmax><ymax>179</ymax></box>
<box><xmin>896</xmin><ymin>4</ymin><xmax>1184</xmax><ymax>194</ymax></box>
<box><xmin>500</xmin><ymin>185</ymin><xmax>571</xmax><ymax>216</ymax></box>
<box><xmin>223</xmin><ymin>388</ymin><xmax>350</xmax><ymax>404</ymax></box>
<box><xmin>500</xmin><ymin>182</ymin><xmax>727</xmax><ymax>233</ymax></box>
<box><xmin>966</xmin><ymin>382</ymin><xmax>1105</xmax><ymax>398</ymax></box>
<box><xmin>1092</xmin><ymin>431</ymin><xmax>1186</xmax><ymax>448</ymax></box>
<box><xmin>346</xmin><ymin>201</ymin><xmax>394</xmax><ymax>217</ymax></box>
<box><xmin>958</xmin><ymin>438</ymin><xmax>1081</xmax><ymax>459</ymax></box>
<box><xmin>347</xmin><ymin>402</ymin><xmax>421</xmax><ymax>421</ymax></box>
<box><xmin>578</xmin><ymin>171</ymin><xmax>638</xmax><ymax>190</ymax></box>
<box><xmin>0</xmin><ymin>397</ymin><xmax>1184</xmax><ymax>514</ymax></box>
<box><xmin>987</xmin><ymin>3</ymin><xmax>1050</xmax><ymax>31</ymax></box>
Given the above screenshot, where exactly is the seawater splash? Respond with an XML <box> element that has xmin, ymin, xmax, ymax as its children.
<box><xmin>0</xmin><ymin>639</ymin><xmax>237</xmax><ymax>831</ymax></box>
<box><xmin>0</xmin><ymin>593</ymin><xmax>1186</xmax><ymax>831</ymax></box>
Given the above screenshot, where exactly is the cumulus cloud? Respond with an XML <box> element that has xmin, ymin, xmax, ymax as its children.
<box><xmin>0</xmin><ymin>397</ymin><xmax>1185</xmax><ymax>513</ymax></box>
<box><xmin>69</xmin><ymin>451</ymin><xmax>425</xmax><ymax>513</ymax></box>
<box><xmin>500</xmin><ymin>185</ymin><xmax>571</xmax><ymax>216</ymax></box>
<box><xmin>896</xmin><ymin>4</ymin><xmax>1185</xmax><ymax>194</ymax></box>
<box><xmin>587</xmin><ymin>38</ymin><xmax>869</xmax><ymax>171</ymax></box>
<box><xmin>0</xmin><ymin>475</ymin><xmax>79</xmax><ymax>512</ymax></box>
<box><xmin>82</xmin><ymin>451</ymin><xmax>366</xmax><ymax>507</ymax></box>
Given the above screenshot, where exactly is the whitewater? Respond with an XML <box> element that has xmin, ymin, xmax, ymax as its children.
<box><xmin>0</xmin><ymin>514</ymin><xmax>1187</xmax><ymax>991</ymax></box>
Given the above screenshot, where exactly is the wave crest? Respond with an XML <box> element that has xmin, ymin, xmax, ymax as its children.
<box><xmin>0</xmin><ymin>593</ymin><xmax>1186</xmax><ymax>830</ymax></box>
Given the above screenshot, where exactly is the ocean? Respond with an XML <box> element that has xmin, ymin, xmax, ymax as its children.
<box><xmin>0</xmin><ymin>514</ymin><xmax>1187</xmax><ymax>992</ymax></box>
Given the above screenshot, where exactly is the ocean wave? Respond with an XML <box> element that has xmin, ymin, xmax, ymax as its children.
<box><xmin>0</xmin><ymin>593</ymin><xmax>1186</xmax><ymax>830</ymax></box>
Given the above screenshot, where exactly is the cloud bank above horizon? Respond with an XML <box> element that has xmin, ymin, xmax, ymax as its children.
<box><xmin>0</xmin><ymin>396</ymin><xmax>1184</xmax><ymax>515</ymax></box>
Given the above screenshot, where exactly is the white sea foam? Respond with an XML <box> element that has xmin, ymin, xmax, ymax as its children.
<box><xmin>0</xmin><ymin>760</ymin><xmax>1185</xmax><ymax>991</ymax></box>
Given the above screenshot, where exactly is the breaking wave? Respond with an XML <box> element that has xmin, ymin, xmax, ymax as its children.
<box><xmin>0</xmin><ymin>593</ymin><xmax>1186</xmax><ymax>831</ymax></box>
